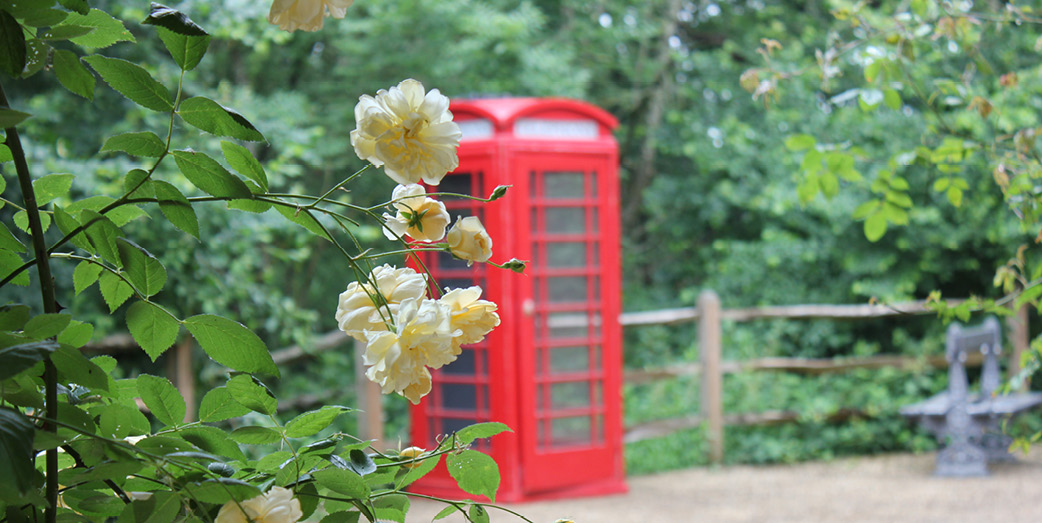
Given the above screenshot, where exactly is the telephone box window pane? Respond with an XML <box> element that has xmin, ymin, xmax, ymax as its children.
<box><xmin>442</xmin><ymin>349</ymin><xmax>476</xmax><ymax>375</ymax></box>
<box><xmin>551</xmin><ymin>382</ymin><xmax>591</xmax><ymax>409</ymax></box>
<box><xmin>590</xmin><ymin>207</ymin><xmax>600</xmax><ymax>233</ymax></box>
<box><xmin>437</xmin><ymin>251</ymin><xmax>476</xmax><ymax>272</ymax></box>
<box><xmin>590</xmin><ymin>172</ymin><xmax>598</xmax><ymax>198</ymax></box>
<box><xmin>545</xmin><ymin>207</ymin><xmax>586</xmax><ymax>234</ymax></box>
<box><xmin>547</xmin><ymin>276</ymin><xmax>587</xmax><ymax>302</ymax></box>
<box><xmin>546</xmin><ymin>242</ymin><xmax>587</xmax><ymax>267</ymax></box>
<box><xmin>551</xmin><ymin>346</ymin><xmax>590</xmax><ymax>373</ymax></box>
<box><xmin>440</xmin><ymin>383</ymin><xmax>477</xmax><ymax>411</ymax></box>
<box><xmin>547</xmin><ymin>312</ymin><xmax>589</xmax><ymax>338</ymax></box>
<box><xmin>543</xmin><ymin>172</ymin><xmax>585</xmax><ymax>199</ymax></box>
<box><xmin>438</xmin><ymin>417</ymin><xmax>477</xmax><ymax>438</ymax></box>
<box><xmin>438</xmin><ymin>174</ymin><xmax>473</xmax><ymax>199</ymax></box>
<box><xmin>552</xmin><ymin>416</ymin><xmax>592</xmax><ymax>446</ymax></box>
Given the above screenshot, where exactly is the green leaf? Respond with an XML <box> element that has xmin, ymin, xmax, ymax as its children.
<box><xmin>225</xmin><ymin>374</ymin><xmax>277</xmax><ymax>415</ymax></box>
<box><xmin>124</xmin><ymin>169</ymin><xmax>154</xmax><ymax>198</ymax></box>
<box><xmin>57</xmin><ymin>320</ymin><xmax>93</xmax><ymax>348</ymax></box>
<box><xmin>0</xmin><ymin>10</ymin><xmax>27</xmax><ymax>78</ymax></box>
<box><xmin>184</xmin><ymin>478</ymin><xmax>260</xmax><ymax>505</ymax></box>
<box><xmin>433</xmin><ymin>505</ymin><xmax>460</xmax><ymax>520</ymax></box>
<box><xmin>13</xmin><ymin>209</ymin><xmax>50</xmax><ymax>234</ymax></box>
<box><xmin>198</xmin><ymin>386</ymin><xmax>250</xmax><ymax>422</ymax></box>
<box><xmin>101</xmin><ymin>132</ymin><xmax>166</xmax><ymax>158</ymax></box>
<box><xmin>0</xmin><ymin>407</ymin><xmax>35</xmax><ymax>499</ymax></box>
<box><xmin>467</xmin><ymin>504</ymin><xmax>489</xmax><ymax>523</ymax></box>
<box><xmin>883</xmin><ymin>88</ymin><xmax>901</xmax><ymax>110</ymax></box>
<box><xmin>185</xmin><ymin>315</ymin><xmax>278</xmax><ymax>377</ymax></box>
<box><xmin>455</xmin><ymin>422</ymin><xmax>512</xmax><ymax>445</ymax></box>
<box><xmin>374</xmin><ymin>494</ymin><xmax>409</xmax><ymax>523</ymax></box>
<box><xmin>177</xmin><ymin>425</ymin><xmax>246</xmax><ymax>461</ymax></box>
<box><xmin>275</xmin><ymin>205</ymin><xmax>331</xmax><ymax>241</ymax></box>
<box><xmin>221</xmin><ymin>141</ymin><xmax>268</xmax><ymax>191</ymax></box>
<box><xmin>0</xmin><ymin>108</ymin><xmax>31</xmax><ymax>128</ymax></box>
<box><xmin>38</xmin><ymin>25</ymin><xmax>93</xmax><ymax>41</ymax></box>
<box><xmin>0</xmin><ymin>304</ymin><xmax>30</xmax><ymax>332</ymax></box>
<box><xmin>126</xmin><ymin>301</ymin><xmax>180</xmax><ymax>361</ymax></box>
<box><xmin>98</xmin><ymin>271</ymin><xmax>134</xmax><ymax>312</ymax></box>
<box><xmin>84</xmin><ymin>55</ymin><xmax>173</xmax><ymax>112</ymax></box>
<box><xmin>784</xmin><ymin>134</ymin><xmax>816</xmax><ymax>152</ymax></box>
<box><xmin>117</xmin><ymin>238</ymin><xmax>166</xmax><ymax>297</ymax></box>
<box><xmin>143</xmin><ymin>4</ymin><xmax>208</xmax><ymax>36</ymax></box>
<box><xmin>152</xmin><ymin>180</ymin><xmax>199</xmax><ymax>238</ymax></box>
<box><xmin>52</xmin><ymin>49</ymin><xmax>94</xmax><ymax>99</ymax></box>
<box><xmin>932</xmin><ymin>178</ymin><xmax>950</xmax><ymax>192</ymax></box>
<box><xmin>33</xmin><ymin>173</ymin><xmax>74</xmax><ymax>206</ymax></box>
<box><xmin>22</xmin><ymin>313</ymin><xmax>71</xmax><ymax>341</ymax></box>
<box><xmin>0</xmin><ymin>223</ymin><xmax>25</xmax><ymax>253</ymax></box>
<box><xmin>137</xmin><ymin>374</ymin><xmax>186</xmax><ymax>426</ymax></box>
<box><xmin>447</xmin><ymin>450</ymin><xmax>500</xmax><ymax>502</ymax></box>
<box><xmin>0</xmin><ymin>143</ymin><xmax>11</xmax><ymax>163</ymax></box>
<box><xmin>53</xmin><ymin>205</ymin><xmax>96</xmax><ymax>253</ymax></box>
<box><xmin>95</xmin><ymin>403</ymin><xmax>149</xmax><ymax>439</ymax></box>
<box><xmin>80</xmin><ymin>210</ymin><xmax>122</xmax><ymax>267</ymax></box>
<box><xmin>62</xmin><ymin>8</ymin><xmax>135</xmax><ymax>49</ymax></box>
<box><xmin>345</xmin><ymin>448</ymin><xmax>377</xmax><ymax>476</ymax></box>
<box><xmin>947</xmin><ymin>186</ymin><xmax>963</xmax><ymax>207</ymax></box>
<box><xmin>0</xmin><ymin>340</ymin><xmax>57</xmax><ymax>380</ymax></box>
<box><xmin>178</xmin><ymin>97</ymin><xmax>264</xmax><ymax>142</ymax></box>
<box><xmin>172</xmin><ymin>149</ymin><xmax>252</xmax><ymax>198</ymax></box>
<box><xmin>118</xmin><ymin>491</ymin><xmax>179</xmax><ymax>523</ymax></box>
<box><xmin>229</xmin><ymin>425</ymin><xmax>281</xmax><ymax>445</ymax></box>
<box><xmin>73</xmin><ymin>260</ymin><xmax>103</xmax><ymax>295</ymax></box>
<box><xmin>314</xmin><ymin>468</ymin><xmax>371</xmax><ymax>499</ymax></box>
<box><xmin>285</xmin><ymin>406</ymin><xmax>350</xmax><ymax>438</ymax></box>
<box><xmin>19</xmin><ymin>7</ymin><xmax>68</xmax><ymax>28</ymax></box>
<box><xmin>0</xmin><ymin>251</ymin><xmax>30</xmax><ymax>286</ymax></box>
<box><xmin>157</xmin><ymin>27</ymin><xmax>210</xmax><ymax>72</ymax></box>
<box><xmin>395</xmin><ymin>452</ymin><xmax>439</xmax><ymax>490</ymax></box>
<box><xmin>864</xmin><ymin>212</ymin><xmax>887</xmax><ymax>242</ymax></box>
<box><xmin>51</xmin><ymin>344</ymin><xmax>109</xmax><ymax>391</ymax></box>
<box><xmin>21</xmin><ymin>38</ymin><xmax>47</xmax><ymax>78</ymax></box>
<box><xmin>59</xmin><ymin>0</ymin><xmax>90</xmax><ymax>15</ymax></box>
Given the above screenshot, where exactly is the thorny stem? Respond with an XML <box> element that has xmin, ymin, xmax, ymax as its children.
<box><xmin>1</xmin><ymin>79</ymin><xmax>59</xmax><ymax>523</ymax></box>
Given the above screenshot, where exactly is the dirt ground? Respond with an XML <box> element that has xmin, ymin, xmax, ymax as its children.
<box><xmin>405</xmin><ymin>450</ymin><xmax>1042</xmax><ymax>522</ymax></box>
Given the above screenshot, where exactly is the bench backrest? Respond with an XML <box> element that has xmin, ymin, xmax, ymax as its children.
<box><xmin>945</xmin><ymin>317</ymin><xmax>1002</xmax><ymax>402</ymax></box>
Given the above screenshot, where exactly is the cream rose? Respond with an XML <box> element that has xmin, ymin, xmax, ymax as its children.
<box><xmin>362</xmin><ymin>297</ymin><xmax>459</xmax><ymax>403</ymax></box>
<box><xmin>335</xmin><ymin>265</ymin><xmax>427</xmax><ymax>340</ymax></box>
<box><xmin>383</xmin><ymin>184</ymin><xmax>451</xmax><ymax>242</ymax></box>
<box><xmin>216</xmin><ymin>486</ymin><xmax>303</xmax><ymax>523</ymax></box>
<box><xmin>267</xmin><ymin>0</ymin><xmax>353</xmax><ymax>32</ymax></box>
<box><xmin>446</xmin><ymin>216</ymin><xmax>492</xmax><ymax>265</ymax></box>
<box><xmin>440</xmin><ymin>286</ymin><xmax>500</xmax><ymax>351</ymax></box>
<box><xmin>350</xmin><ymin>79</ymin><xmax>462</xmax><ymax>186</ymax></box>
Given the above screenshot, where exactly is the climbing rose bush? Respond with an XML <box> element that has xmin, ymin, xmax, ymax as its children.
<box><xmin>267</xmin><ymin>0</ymin><xmax>354</xmax><ymax>32</ymax></box>
<box><xmin>335</xmin><ymin>264</ymin><xmax>427</xmax><ymax>340</ymax></box>
<box><xmin>442</xmin><ymin>286</ymin><xmax>501</xmax><ymax>350</ymax></box>
<box><xmin>350</xmin><ymin>79</ymin><xmax>463</xmax><ymax>185</ymax></box>
<box><xmin>382</xmin><ymin>183</ymin><xmax>451</xmax><ymax>242</ymax></box>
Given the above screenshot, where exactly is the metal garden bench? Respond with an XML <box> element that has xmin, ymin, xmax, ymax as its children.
<box><xmin>899</xmin><ymin>317</ymin><xmax>1042</xmax><ymax>476</ymax></box>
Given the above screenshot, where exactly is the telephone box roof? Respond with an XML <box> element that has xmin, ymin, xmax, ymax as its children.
<box><xmin>450</xmin><ymin>97</ymin><xmax>618</xmax><ymax>133</ymax></box>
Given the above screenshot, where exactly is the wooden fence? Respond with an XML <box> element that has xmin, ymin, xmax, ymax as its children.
<box><xmin>620</xmin><ymin>290</ymin><xmax>1029</xmax><ymax>464</ymax></box>
<box><xmin>85</xmin><ymin>291</ymin><xmax>1029</xmax><ymax>463</ymax></box>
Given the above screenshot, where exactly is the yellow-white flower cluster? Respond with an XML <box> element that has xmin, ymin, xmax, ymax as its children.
<box><xmin>336</xmin><ymin>80</ymin><xmax>506</xmax><ymax>403</ymax></box>
<box><xmin>336</xmin><ymin>266</ymin><xmax>499</xmax><ymax>404</ymax></box>
<box><xmin>216</xmin><ymin>486</ymin><xmax>302</xmax><ymax>523</ymax></box>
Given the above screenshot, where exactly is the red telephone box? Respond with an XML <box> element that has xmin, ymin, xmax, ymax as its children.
<box><xmin>409</xmin><ymin>97</ymin><xmax>626</xmax><ymax>502</ymax></box>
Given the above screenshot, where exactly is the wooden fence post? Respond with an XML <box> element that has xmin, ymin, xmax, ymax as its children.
<box><xmin>1008</xmin><ymin>302</ymin><xmax>1030</xmax><ymax>391</ymax></box>
<box><xmin>699</xmin><ymin>290</ymin><xmax>723</xmax><ymax>465</ymax></box>
<box><xmin>355</xmin><ymin>340</ymin><xmax>384</xmax><ymax>449</ymax></box>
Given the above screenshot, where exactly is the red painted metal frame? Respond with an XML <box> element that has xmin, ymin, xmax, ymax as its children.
<box><xmin>409</xmin><ymin>98</ymin><xmax>625</xmax><ymax>502</ymax></box>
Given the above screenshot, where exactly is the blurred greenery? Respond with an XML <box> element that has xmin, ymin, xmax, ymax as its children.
<box><xmin>5</xmin><ymin>0</ymin><xmax>1041</xmax><ymax>472</ymax></box>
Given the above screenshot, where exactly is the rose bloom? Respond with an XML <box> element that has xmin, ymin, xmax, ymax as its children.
<box><xmin>362</xmin><ymin>297</ymin><xmax>459</xmax><ymax>403</ymax></box>
<box><xmin>335</xmin><ymin>265</ymin><xmax>426</xmax><ymax>341</ymax></box>
<box><xmin>267</xmin><ymin>0</ymin><xmax>353</xmax><ymax>32</ymax></box>
<box><xmin>216</xmin><ymin>486</ymin><xmax>302</xmax><ymax>523</ymax></box>
<box><xmin>351</xmin><ymin>79</ymin><xmax>462</xmax><ymax>186</ymax></box>
<box><xmin>383</xmin><ymin>184</ymin><xmax>451</xmax><ymax>242</ymax></box>
<box><xmin>440</xmin><ymin>286</ymin><xmax>500</xmax><ymax>351</ymax></box>
<box><xmin>446</xmin><ymin>216</ymin><xmax>492</xmax><ymax>265</ymax></box>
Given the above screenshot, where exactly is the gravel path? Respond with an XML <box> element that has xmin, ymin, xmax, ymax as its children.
<box><xmin>406</xmin><ymin>450</ymin><xmax>1042</xmax><ymax>522</ymax></box>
